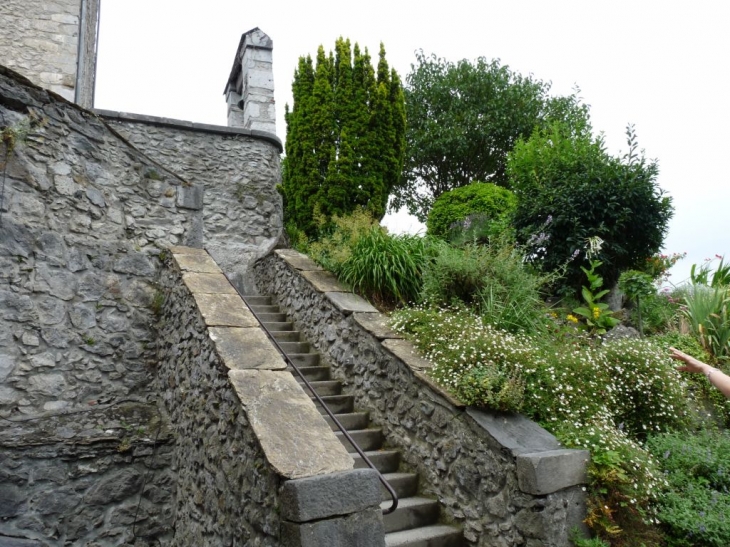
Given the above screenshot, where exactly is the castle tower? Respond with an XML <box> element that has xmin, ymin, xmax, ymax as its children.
<box><xmin>224</xmin><ymin>28</ymin><xmax>276</xmax><ymax>134</ymax></box>
<box><xmin>0</xmin><ymin>0</ymin><xmax>100</xmax><ymax>107</ymax></box>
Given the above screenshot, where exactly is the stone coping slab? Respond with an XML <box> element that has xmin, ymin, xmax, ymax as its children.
<box><xmin>209</xmin><ymin>327</ymin><xmax>286</xmax><ymax>370</ymax></box>
<box><xmin>381</xmin><ymin>339</ymin><xmax>434</xmax><ymax>373</ymax></box>
<box><xmin>173</xmin><ymin>252</ymin><xmax>220</xmax><ymax>273</ymax></box>
<box><xmin>516</xmin><ymin>449</ymin><xmax>590</xmax><ymax>495</ymax></box>
<box><xmin>352</xmin><ymin>313</ymin><xmax>403</xmax><ymax>340</ymax></box>
<box><xmin>466</xmin><ymin>408</ymin><xmax>561</xmax><ymax>456</ymax></box>
<box><xmin>301</xmin><ymin>270</ymin><xmax>347</xmax><ymax>293</ymax></box>
<box><xmin>280</xmin><ymin>468</ymin><xmax>382</xmax><ymax>522</ymax></box>
<box><xmin>325</xmin><ymin>292</ymin><xmax>378</xmax><ymax>315</ymax></box>
<box><xmin>169</xmin><ymin>245</ymin><xmax>207</xmax><ymax>256</ymax></box>
<box><xmin>276</xmin><ymin>249</ymin><xmax>324</xmax><ymax>271</ymax></box>
<box><xmin>193</xmin><ymin>293</ymin><xmax>258</xmax><ymax>327</ymax></box>
<box><xmin>182</xmin><ymin>272</ymin><xmax>238</xmax><ymax>295</ymax></box>
<box><xmin>228</xmin><ymin>370</ymin><xmax>354</xmax><ymax>479</ymax></box>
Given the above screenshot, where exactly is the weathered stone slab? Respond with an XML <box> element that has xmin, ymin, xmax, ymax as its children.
<box><xmin>169</xmin><ymin>245</ymin><xmax>207</xmax><ymax>255</ymax></box>
<box><xmin>325</xmin><ymin>293</ymin><xmax>377</xmax><ymax>314</ymax></box>
<box><xmin>193</xmin><ymin>293</ymin><xmax>257</xmax><ymax>327</ymax></box>
<box><xmin>280</xmin><ymin>468</ymin><xmax>382</xmax><ymax>522</ymax></box>
<box><xmin>228</xmin><ymin>370</ymin><xmax>353</xmax><ymax>479</ymax></box>
<box><xmin>352</xmin><ymin>312</ymin><xmax>403</xmax><ymax>340</ymax></box>
<box><xmin>466</xmin><ymin>408</ymin><xmax>561</xmax><ymax>456</ymax></box>
<box><xmin>381</xmin><ymin>339</ymin><xmax>433</xmax><ymax>373</ymax></box>
<box><xmin>301</xmin><ymin>270</ymin><xmax>346</xmax><ymax>293</ymax></box>
<box><xmin>208</xmin><ymin>327</ymin><xmax>286</xmax><ymax>370</ymax></box>
<box><xmin>173</xmin><ymin>252</ymin><xmax>220</xmax><ymax>274</ymax></box>
<box><xmin>516</xmin><ymin>449</ymin><xmax>590</xmax><ymax>495</ymax></box>
<box><xmin>176</xmin><ymin>185</ymin><xmax>203</xmax><ymax>210</ymax></box>
<box><xmin>275</xmin><ymin>249</ymin><xmax>324</xmax><ymax>271</ymax></box>
<box><xmin>182</xmin><ymin>272</ymin><xmax>237</xmax><ymax>295</ymax></box>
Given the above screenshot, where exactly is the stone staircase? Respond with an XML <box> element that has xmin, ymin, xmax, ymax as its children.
<box><xmin>245</xmin><ymin>295</ymin><xmax>465</xmax><ymax>547</ymax></box>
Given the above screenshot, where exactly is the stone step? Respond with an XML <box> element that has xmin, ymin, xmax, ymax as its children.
<box><xmin>288</xmin><ymin>366</ymin><xmax>331</xmax><ymax>382</ymax></box>
<box><xmin>257</xmin><ymin>312</ymin><xmax>288</xmax><ymax>323</ymax></box>
<box><xmin>382</xmin><ymin>497</ymin><xmax>441</xmax><ymax>534</ymax></box>
<box><xmin>313</xmin><ymin>394</ymin><xmax>353</xmax><ymax>414</ymax></box>
<box><xmin>243</xmin><ymin>295</ymin><xmax>271</xmax><ymax>306</ymax></box>
<box><xmin>325</xmin><ymin>412</ymin><xmax>369</xmax><ymax>431</ymax></box>
<box><xmin>262</xmin><ymin>322</ymin><xmax>293</xmax><ymax>332</ymax></box>
<box><xmin>335</xmin><ymin>429</ymin><xmax>383</xmax><ymax>452</ymax></box>
<box><xmin>385</xmin><ymin>525</ymin><xmax>465</xmax><ymax>547</ymax></box>
<box><xmin>352</xmin><ymin>450</ymin><xmax>401</xmax><ymax>474</ymax></box>
<box><xmin>278</xmin><ymin>341</ymin><xmax>310</xmax><ymax>354</ymax></box>
<box><xmin>382</xmin><ymin>472</ymin><xmax>419</xmax><ymax>500</ymax></box>
<box><xmin>248</xmin><ymin>304</ymin><xmax>281</xmax><ymax>314</ymax></box>
<box><xmin>298</xmin><ymin>379</ymin><xmax>341</xmax><ymax>397</ymax></box>
<box><xmin>271</xmin><ymin>330</ymin><xmax>301</xmax><ymax>342</ymax></box>
<box><xmin>288</xmin><ymin>353</ymin><xmax>320</xmax><ymax>367</ymax></box>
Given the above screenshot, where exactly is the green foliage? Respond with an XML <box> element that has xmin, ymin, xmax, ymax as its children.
<box><xmin>338</xmin><ymin>229</ymin><xmax>427</xmax><ymax>306</ymax></box>
<box><xmin>426</xmin><ymin>182</ymin><xmax>517</xmax><ymax>242</ymax></box>
<box><xmin>647</xmin><ymin>429</ymin><xmax>730</xmax><ymax>547</ymax></box>
<box><xmin>508</xmin><ymin>123</ymin><xmax>673</xmax><ymax>295</ymax></box>
<box><xmin>421</xmin><ymin>238</ymin><xmax>551</xmax><ymax>335</ymax></box>
<box><xmin>642</xmin><ymin>252</ymin><xmax>686</xmax><ymax>284</ymax></box>
<box><xmin>394</xmin><ymin>51</ymin><xmax>589</xmax><ymax>221</ymax></box>
<box><xmin>690</xmin><ymin>255</ymin><xmax>730</xmax><ymax>288</ymax></box>
<box><xmin>306</xmin><ymin>210</ymin><xmax>426</xmax><ymax>306</ymax></box>
<box><xmin>627</xmin><ymin>291</ymin><xmax>681</xmax><ymax>335</ymax></box>
<box><xmin>281</xmin><ymin>39</ymin><xmax>406</xmax><ymax>236</ymax></box>
<box><xmin>572</xmin><ymin>260</ymin><xmax>620</xmax><ymax>334</ymax></box>
<box><xmin>682</xmin><ymin>285</ymin><xmax>730</xmax><ymax>363</ymax></box>
<box><xmin>618</xmin><ymin>269</ymin><xmax>657</xmax><ymax>336</ymax></box>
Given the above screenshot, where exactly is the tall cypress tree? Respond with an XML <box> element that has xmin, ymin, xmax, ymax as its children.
<box><xmin>281</xmin><ymin>39</ymin><xmax>406</xmax><ymax>237</ymax></box>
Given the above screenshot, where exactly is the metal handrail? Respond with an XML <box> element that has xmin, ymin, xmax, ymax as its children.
<box><xmin>229</xmin><ymin>284</ymin><xmax>398</xmax><ymax>515</ymax></box>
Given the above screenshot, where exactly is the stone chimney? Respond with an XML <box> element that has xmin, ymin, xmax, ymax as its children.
<box><xmin>224</xmin><ymin>28</ymin><xmax>276</xmax><ymax>134</ymax></box>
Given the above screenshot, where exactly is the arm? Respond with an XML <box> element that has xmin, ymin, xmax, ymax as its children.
<box><xmin>669</xmin><ymin>347</ymin><xmax>730</xmax><ymax>399</ymax></box>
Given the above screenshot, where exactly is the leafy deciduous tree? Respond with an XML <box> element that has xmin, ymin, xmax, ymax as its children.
<box><xmin>393</xmin><ymin>51</ymin><xmax>587</xmax><ymax>221</ymax></box>
<box><xmin>281</xmin><ymin>39</ymin><xmax>406</xmax><ymax>237</ymax></box>
<box><xmin>508</xmin><ymin>123</ymin><xmax>673</xmax><ymax>293</ymax></box>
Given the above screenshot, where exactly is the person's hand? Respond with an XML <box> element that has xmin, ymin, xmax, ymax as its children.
<box><xmin>669</xmin><ymin>347</ymin><xmax>711</xmax><ymax>375</ymax></box>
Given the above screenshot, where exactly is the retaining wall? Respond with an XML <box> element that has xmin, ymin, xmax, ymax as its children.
<box><xmin>254</xmin><ymin>249</ymin><xmax>590</xmax><ymax>547</ymax></box>
<box><xmin>158</xmin><ymin>246</ymin><xmax>385</xmax><ymax>546</ymax></box>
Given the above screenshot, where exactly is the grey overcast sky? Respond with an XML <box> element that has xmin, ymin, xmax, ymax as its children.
<box><xmin>94</xmin><ymin>0</ymin><xmax>730</xmax><ymax>286</ymax></box>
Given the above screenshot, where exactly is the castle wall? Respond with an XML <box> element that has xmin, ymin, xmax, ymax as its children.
<box><xmin>0</xmin><ymin>0</ymin><xmax>99</xmax><ymax>105</ymax></box>
<box><xmin>97</xmin><ymin>110</ymin><xmax>284</xmax><ymax>292</ymax></box>
<box><xmin>0</xmin><ymin>63</ymin><xmax>287</xmax><ymax>545</ymax></box>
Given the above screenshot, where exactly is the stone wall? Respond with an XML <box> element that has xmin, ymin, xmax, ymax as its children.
<box><xmin>0</xmin><ymin>0</ymin><xmax>99</xmax><ymax>104</ymax></box>
<box><xmin>0</xmin><ymin>66</ymin><xmax>188</xmax><ymax>546</ymax></box>
<box><xmin>98</xmin><ymin>110</ymin><xmax>283</xmax><ymax>293</ymax></box>
<box><xmin>254</xmin><ymin>250</ymin><xmax>591</xmax><ymax>547</ymax></box>
<box><xmin>157</xmin><ymin>246</ymin><xmax>384</xmax><ymax>546</ymax></box>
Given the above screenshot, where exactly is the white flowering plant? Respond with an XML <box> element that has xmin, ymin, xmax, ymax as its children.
<box><xmin>390</xmin><ymin>305</ymin><xmax>692</xmax><ymax>545</ymax></box>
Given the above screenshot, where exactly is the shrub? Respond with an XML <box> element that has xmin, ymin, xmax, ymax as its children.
<box><xmin>307</xmin><ymin>209</ymin><xmax>379</xmax><ymax>272</ymax></box>
<box><xmin>426</xmin><ymin>182</ymin><xmax>517</xmax><ymax>242</ymax></box>
<box><xmin>338</xmin><ymin>229</ymin><xmax>428</xmax><ymax>306</ymax></box>
<box><xmin>682</xmin><ymin>285</ymin><xmax>730</xmax><ymax>363</ymax></box>
<box><xmin>647</xmin><ymin>429</ymin><xmax>730</xmax><ymax>547</ymax></box>
<box><xmin>421</xmin><ymin>238</ymin><xmax>551</xmax><ymax>335</ymax></box>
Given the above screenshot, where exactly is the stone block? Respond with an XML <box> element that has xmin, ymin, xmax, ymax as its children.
<box><xmin>466</xmin><ymin>408</ymin><xmax>561</xmax><ymax>456</ymax></box>
<box><xmin>281</xmin><ymin>508</ymin><xmax>385</xmax><ymax>547</ymax></box>
<box><xmin>182</xmin><ymin>272</ymin><xmax>238</xmax><ymax>295</ymax></box>
<box><xmin>325</xmin><ymin>292</ymin><xmax>377</xmax><ymax>314</ymax></box>
<box><xmin>192</xmin><ymin>293</ymin><xmax>258</xmax><ymax>327</ymax></box>
<box><xmin>176</xmin><ymin>184</ymin><xmax>203</xmax><ymax>210</ymax></box>
<box><xmin>208</xmin><ymin>327</ymin><xmax>286</xmax><ymax>370</ymax></box>
<box><xmin>381</xmin><ymin>339</ymin><xmax>433</xmax><ymax>373</ymax></box>
<box><xmin>169</xmin><ymin>245</ymin><xmax>207</xmax><ymax>256</ymax></box>
<box><xmin>280</xmin><ymin>469</ymin><xmax>382</xmax><ymax>522</ymax></box>
<box><xmin>301</xmin><ymin>270</ymin><xmax>346</xmax><ymax>292</ymax></box>
<box><xmin>228</xmin><ymin>369</ymin><xmax>353</xmax><ymax>479</ymax></box>
<box><xmin>173</xmin><ymin>252</ymin><xmax>220</xmax><ymax>274</ymax></box>
<box><xmin>352</xmin><ymin>312</ymin><xmax>402</xmax><ymax>340</ymax></box>
<box><xmin>516</xmin><ymin>449</ymin><xmax>590</xmax><ymax>495</ymax></box>
<box><xmin>275</xmin><ymin>249</ymin><xmax>323</xmax><ymax>271</ymax></box>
